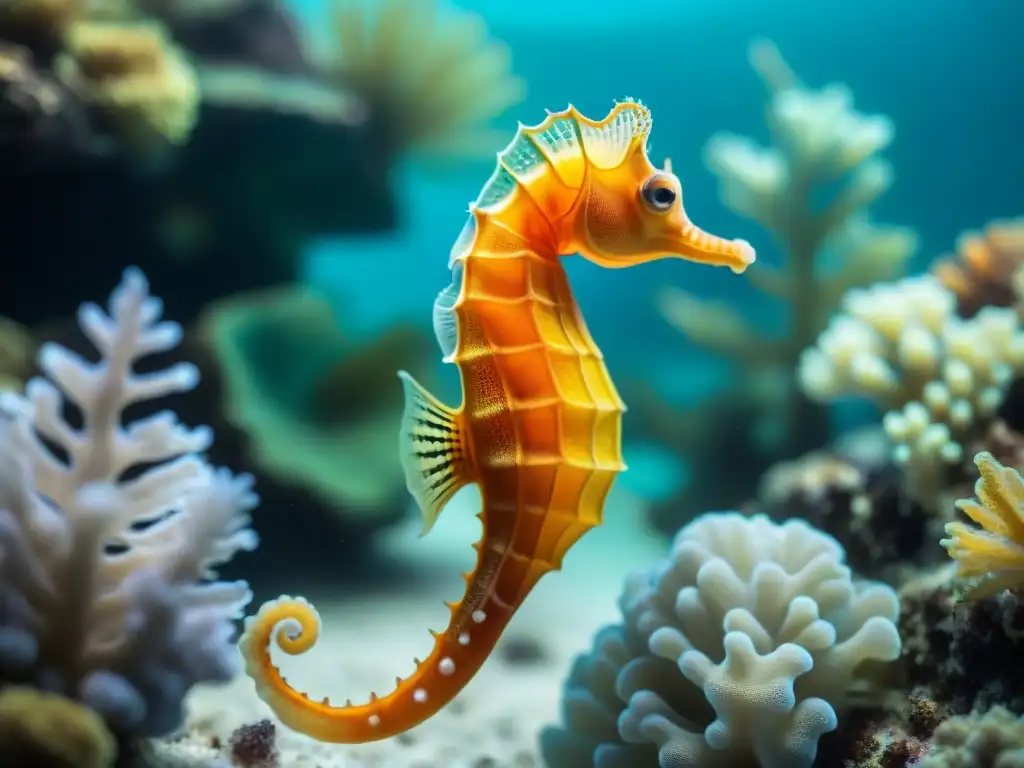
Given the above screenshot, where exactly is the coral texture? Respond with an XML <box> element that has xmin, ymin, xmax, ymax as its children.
<box><xmin>542</xmin><ymin>512</ymin><xmax>902</xmax><ymax>768</ymax></box>
<box><xmin>932</xmin><ymin>216</ymin><xmax>1024</xmax><ymax>318</ymax></box>
<box><xmin>917</xmin><ymin>705</ymin><xmax>1024</xmax><ymax>767</ymax></box>
<box><xmin>758</xmin><ymin>449</ymin><xmax>929</xmax><ymax>578</ymax></box>
<box><xmin>0</xmin><ymin>268</ymin><xmax>257</xmax><ymax>739</ymax></box>
<box><xmin>325</xmin><ymin>0</ymin><xmax>525</xmax><ymax>158</ymax></box>
<box><xmin>639</xmin><ymin>39</ymin><xmax>916</xmax><ymax>529</ymax></box>
<box><xmin>0</xmin><ymin>686</ymin><xmax>115</xmax><ymax>768</ymax></box>
<box><xmin>942</xmin><ymin>451</ymin><xmax>1024</xmax><ymax>600</ymax></box>
<box><xmin>799</xmin><ymin>274</ymin><xmax>1024</xmax><ymax>509</ymax></box>
<box><xmin>55</xmin><ymin>19</ymin><xmax>199</xmax><ymax>150</ymax></box>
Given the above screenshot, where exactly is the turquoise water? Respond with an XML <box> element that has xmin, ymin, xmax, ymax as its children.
<box><xmin>294</xmin><ymin>0</ymin><xmax>1020</xmax><ymax>370</ymax></box>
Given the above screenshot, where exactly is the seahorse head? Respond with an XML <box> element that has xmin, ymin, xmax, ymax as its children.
<box><xmin>572</xmin><ymin>101</ymin><xmax>755</xmax><ymax>274</ymax></box>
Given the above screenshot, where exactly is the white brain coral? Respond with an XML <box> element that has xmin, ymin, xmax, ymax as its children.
<box><xmin>616</xmin><ymin>512</ymin><xmax>901</xmax><ymax>768</ymax></box>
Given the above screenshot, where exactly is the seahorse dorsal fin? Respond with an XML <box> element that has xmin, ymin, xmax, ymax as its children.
<box><xmin>576</xmin><ymin>99</ymin><xmax>652</xmax><ymax>170</ymax></box>
<box><xmin>397</xmin><ymin>371</ymin><xmax>474</xmax><ymax>535</ymax></box>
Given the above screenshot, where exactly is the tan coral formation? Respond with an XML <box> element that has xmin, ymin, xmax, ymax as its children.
<box><xmin>323</xmin><ymin>0</ymin><xmax>525</xmax><ymax>159</ymax></box>
<box><xmin>933</xmin><ymin>216</ymin><xmax>1024</xmax><ymax>318</ymax></box>
<box><xmin>0</xmin><ymin>686</ymin><xmax>116</xmax><ymax>768</ymax></box>
<box><xmin>917</xmin><ymin>705</ymin><xmax>1024</xmax><ymax>767</ymax></box>
<box><xmin>799</xmin><ymin>275</ymin><xmax>1024</xmax><ymax>509</ymax></box>
<box><xmin>55</xmin><ymin>18</ymin><xmax>199</xmax><ymax>149</ymax></box>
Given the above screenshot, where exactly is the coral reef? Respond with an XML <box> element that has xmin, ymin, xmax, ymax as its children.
<box><xmin>758</xmin><ymin>448</ymin><xmax>929</xmax><ymax>579</ymax></box>
<box><xmin>899</xmin><ymin>569</ymin><xmax>1024</xmax><ymax>715</ymax></box>
<box><xmin>932</xmin><ymin>216</ymin><xmax>1024</xmax><ymax>318</ymax></box>
<box><xmin>0</xmin><ymin>0</ymin><xmax>388</xmax><ymax>327</ymax></box>
<box><xmin>0</xmin><ymin>268</ymin><xmax>257</xmax><ymax>740</ymax></box>
<box><xmin>799</xmin><ymin>275</ymin><xmax>1024</xmax><ymax>510</ymax></box>
<box><xmin>637</xmin><ymin>39</ymin><xmax>916</xmax><ymax>531</ymax></box>
<box><xmin>54</xmin><ymin>18</ymin><xmax>199</xmax><ymax>152</ymax></box>
<box><xmin>324</xmin><ymin>0</ymin><xmax>526</xmax><ymax>160</ymax></box>
<box><xmin>541</xmin><ymin>512</ymin><xmax>902</xmax><ymax>768</ymax></box>
<box><xmin>0</xmin><ymin>686</ymin><xmax>116</xmax><ymax>768</ymax></box>
<box><xmin>917</xmin><ymin>706</ymin><xmax>1024</xmax><ymax>767</ymax></box>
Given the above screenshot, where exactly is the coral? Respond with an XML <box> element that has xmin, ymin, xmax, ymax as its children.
<box><xmin>196</xmin><ymin>286</ymin><xmax>428</xmax><ymax>528</ymax></box>
<box><xmin>642</xmin><ymin>40</ymin><xmax>915</xmax><ymax>531</ymax></box>
<box><xmin>942</xmin><ymin>451</ymin><xmax>1024</xmax><ymax>600</ymax></box>
<box><xmin>55</xmin><ymin>18</ymin><xmax>199</xmax><ymax>151</ymax></box>
<box><xmin>194</xmin><ymin>64</ymin><xmax>364</xmax><ymax>124</ymax></box>
<box><xmin>0</xmin><ymin>316</ymin><xmax>36</xmax><ymax>392</ymax></box>
<box><xmin>138</xmin><ymin>0</ymin><xmax>312</xmax><ymax>75</ymax></box>
<box><xmin>0</xmin><ymin>686</ymin><xmax>116</xmax><ymax>768</ymax></box>
<box><xmin>658</xmin><ymin>38</ymin><xmax>915</xmax><ymax>427</ymax></box>
<box><xmin>0</xmin><ymin>268</ymin><xmax>258</xmax><ymax>739</ymax></box>
<box><xmin>933</xmin><ymin>216</ymin><xmax>1024</xmax><ymax>318</ymax></box>
<box><xmin>0</xmin><ymin>42</ymin><xmax>94</xmax><ymax>163</ymax></box>
<box><xmin>899</xmin><ymin>567</ymin><xmax>1024</xmax><ymax>714</ymax></box>
<box><xmin>758</xmin><ymin>449</ymin><xmax>930</xmax><ymax>579</ymax></box>
<box><xmin>325</xmin><ymin>0</ymin><xmax>526</xmax><ymax>159</ymax></box>
<box><xmin>799</xmin><ymin>275</ymin><xmax>1024</xmax><ymax>509</ymax></box>
<box><xmin>541</xmin><ymin>512</ymin><xmax>902</xmax><ymax>768</ymax></box>
<box><xmin>918</xmin><ymin>706</ymin><xmax>1024</xmax><ymax>767</ymax></box>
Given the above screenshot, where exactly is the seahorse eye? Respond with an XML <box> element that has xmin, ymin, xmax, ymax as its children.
<box><xmin>641</xmin><ymin>174</ymin><xmax>677</xmax><ymax>213</ymax></box>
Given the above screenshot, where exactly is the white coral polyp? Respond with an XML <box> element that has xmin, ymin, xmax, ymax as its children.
<box><xmin>617</xmin><ymin>512</ymin><xmax>901</xmax><ymax>768</ymax></box>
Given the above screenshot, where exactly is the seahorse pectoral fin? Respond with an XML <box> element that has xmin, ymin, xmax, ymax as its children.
<box><xmin>397</xmin><ymin>371</ymin><xmax>474</xmax><ymax>536</ymax></box>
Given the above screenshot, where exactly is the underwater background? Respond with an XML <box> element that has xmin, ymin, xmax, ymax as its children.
<box><xmin>0</xmin><ymin>0</ymin><xmax>1022</xmax><ymax>766</ymax></box>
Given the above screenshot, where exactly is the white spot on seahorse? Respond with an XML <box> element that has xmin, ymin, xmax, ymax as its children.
<box><xmin>472</xmin><ymin>610</ymin><xmax>486</xmax><ymax>623</ymax></box>
<box><xmin>458</xmin><ymin>632</ymin><xmax>470</xmax><ymax>646</ymax></box>
<box><xmin>413</xmin><ymin>688</ymin><xmax>428</xmax><ymax>703</ymax></box>
<box><xmin>439</xmin><ymin>657</ymin><xmax>455</xmax><ymax>676</ymax></box>
<box><xmin>368</xmin><ymin>714</ymin><xmax>380</xmax><ymax>727</ymax></box>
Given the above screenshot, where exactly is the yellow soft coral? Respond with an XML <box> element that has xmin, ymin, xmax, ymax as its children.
<box><xmin>55</xmin><ymin>19</ymin><xmax>199</xmax><ymax>150</ymax></box>
<box><xmin>0</xmin><ymin>687</ymin><xmax>116</xmax><ymax>768</ymax></box>
<box><xmin>941</xmin><ymin>451</ymin><xmax>1024</xmax><ymax>599</ymax></box>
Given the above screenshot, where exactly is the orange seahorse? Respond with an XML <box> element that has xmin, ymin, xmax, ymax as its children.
<box><xmin>238</xmin><ymin>100</ymin><xmax>755</xmax><ymax>743</ymax></box>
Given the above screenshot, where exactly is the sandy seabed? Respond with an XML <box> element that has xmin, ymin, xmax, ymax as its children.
<box><xmin>147</xmin><ymin>486</ymin><xmax>663</xmax><ymax>768</ymax></box>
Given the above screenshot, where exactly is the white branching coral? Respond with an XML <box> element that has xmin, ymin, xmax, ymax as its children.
<box><xmin>0</xmin><ymin>268</ymin><xmax>257</xmax><ymax>738</ymax></box>
<box><xmin>660</xmin><ymin>39</ymin><xmax>915</xmax><ymax>365</ymax></box>
<box><xmin>799</xmin><ymin>274</ymin><xmax>1024</xmax><ymax>507</ymax></box>
<box><xmin>651</xmin><ymin>40</ymin><xmax>916</xmax><ymax>488</ymax></box>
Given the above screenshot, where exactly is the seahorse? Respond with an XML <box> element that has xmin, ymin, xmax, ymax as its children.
<box><xmin>238</xmin><ymin>100</ymin><xmax>755</xmax><ymax>743</ymax></box>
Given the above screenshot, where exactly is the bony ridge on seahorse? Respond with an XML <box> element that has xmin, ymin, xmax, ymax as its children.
<box><xmin>238</xmin><ymin>99</ymin><xmax>755</xmax><ymax>743</ymax></box>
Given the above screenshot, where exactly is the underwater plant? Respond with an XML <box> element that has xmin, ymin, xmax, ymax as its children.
<box><xmin>541</xmin><ymin>511</ymin><xmax>902</xmax><ymax>768</ymax></box>
<box><xmin>0</xmin><ymin>268</ymin><xmax>257</xmax><ymax>740</ymax></box>
<box><xmin>196</xmin><ymin>285</ymin><xmax>432</xmax><ymax>533</ymax></box>
<box><xmin>637</xmin><ymin>39</ymin><xmax>917</xmax><ymax>530</ymax></box>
